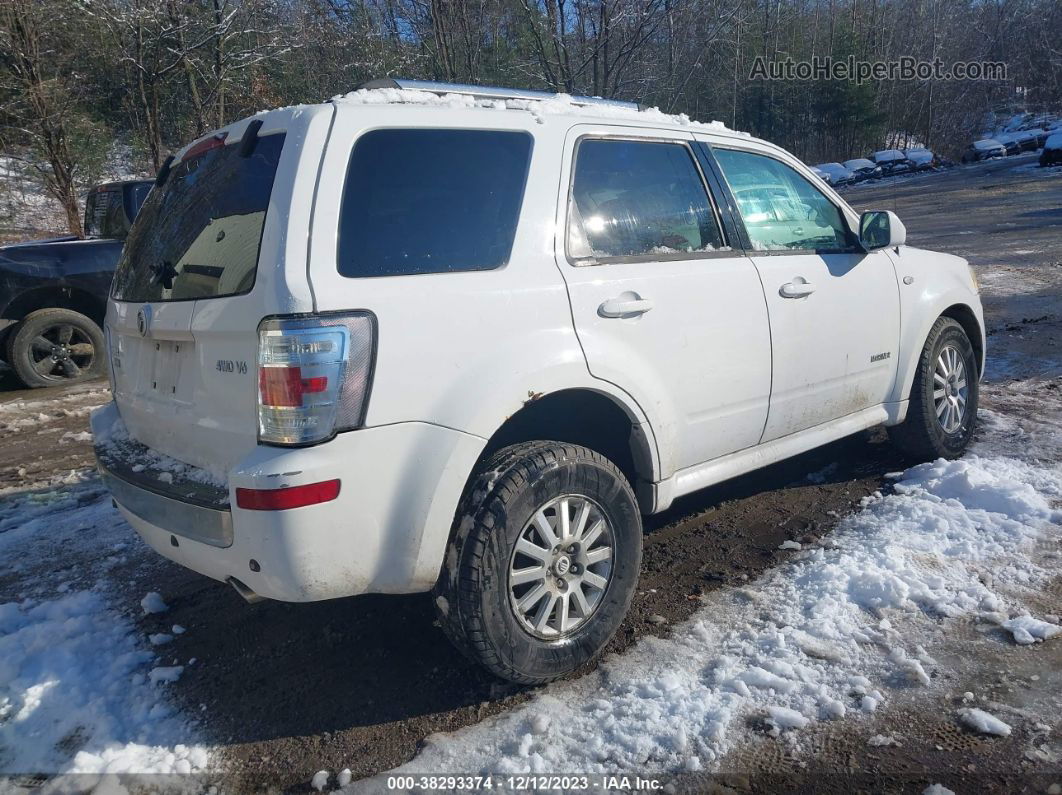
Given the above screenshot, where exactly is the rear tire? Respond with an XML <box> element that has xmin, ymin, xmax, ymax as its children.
<box><xmin>435</xmin><ymin>441</ymin><xmax>642</xmax><ymax>684</ymax></box>
<box><xmin>888</xmin><ymin>317</ymin><xmax>978</xmax><ymax>460</ymax></box>
<box><xmin>5</xmin><ymin>308</ymin><xmax>105</xmax><ymax>389</ymax></box>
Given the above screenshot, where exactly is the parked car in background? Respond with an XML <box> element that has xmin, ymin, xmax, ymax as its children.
<box><xmin>1003</xmin><ymin>113</ymin><xmax>1029</xmax><ymax>132</ymax></box>
<box><xmin>1019</xmin><ymin>115</ymin><xmax>1056</xmax><ymax>132</ymax></box>
<box><xmin>1013</xmin><ymin>129</ymin><xmax>1043</xmax><ymax>152</ymax></box>
<box><xmin>91</xmin><ymin>79</ymin><xmax>984</xmax><ymax>684</ymax></box>
<box><xmin>1041</xmin><ymin>133</ymin><xmax>1062</xmax><ymax>166</ymax></box>
<box><xmin>904</xmin><ymin>148</ymin><xmax>936</xmax><ymax>170</ymax></box>
<box><xmin>992</xmin><ymin>133</ymin><xmax>1021</xmax><ymax>156</ymax></box>
<box><xmin>0</xmin><ymin>178</ymin><xmax>153</xmax><ymax>388</ymax></box>
<box><xmin>843</xmin><ymin>158</ymin><xmax>882</xmax><ymax>181</ymax></box>
<box><xmin>813</xmin><ymin>162</ymin><xmax>856</xmax><ymax>186</ymax></box>
<box><xmin>962</xmin><ymin>139</ymin><xmax>1007</xmax><ymax>163</ymax></box>
<box><xmin>871</xmin><ymin>149</ymin><xmax>912</xmax><ymax>175</ymax></box>
<box><xmin>811</xmin><ymin>165</ymin><xmax>829</xmax><ymax>182</ymax></box>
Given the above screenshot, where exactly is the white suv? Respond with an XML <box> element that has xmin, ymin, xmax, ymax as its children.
<box><xmin>92</xmin><ymin>79</ymin><xmax>984</xmax><ymax>683</ymax></box>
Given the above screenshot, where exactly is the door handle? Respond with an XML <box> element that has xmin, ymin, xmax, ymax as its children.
<box><xmin>779</xmin><ymin>278</ymin><xmax>815</xmax><ymax>298</ymax></box>
<box><xmin>599</xmin><ymin>297</ymin><xmax>654</xmax><ymax>318</ymax></box>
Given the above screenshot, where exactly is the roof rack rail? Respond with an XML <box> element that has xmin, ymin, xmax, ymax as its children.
<box><xmin>354</xmin><ymin>78</ymin><xmax>644</xmax><ymax>111</ymax></box>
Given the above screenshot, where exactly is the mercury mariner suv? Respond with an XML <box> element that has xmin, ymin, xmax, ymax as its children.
<box><xmin>92</xmin><ymin>79</ymin><xmax>984</xmax><ymax>684</ymax></box>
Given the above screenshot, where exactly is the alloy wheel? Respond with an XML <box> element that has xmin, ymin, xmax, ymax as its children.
<box><xmin>507</xmin><ymin>494</ymin><xmax>615</xmax><ymax>639</ymax></box>
<box><xmin>29</xmin><ymin>324</ymin><xmax>96</xmax><ymax>381</ymax></box>
<box><xmin>933</xmin><ymin>344</ymin><xmax>968</xmax><ymax>434</ymax></box>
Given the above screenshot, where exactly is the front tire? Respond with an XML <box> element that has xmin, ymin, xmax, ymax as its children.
<box><xmin>435</xmin><ymin>441</ymin><xmax>642</xmax><ymax>684</ymax></box>
<box><xmin>888</xmin><ymin>317</ymin><xmax>979</xmax><ymax>460</ymax></box>
<box><xmin>5</xmin><ymin>308</ymin><xmax>105</xmax><ymax>389</ymax></box>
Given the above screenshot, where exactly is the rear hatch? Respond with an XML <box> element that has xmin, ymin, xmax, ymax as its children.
<box><xmin>107</xmin><ymin>106</ymin><xmax>333</xmax><ymax>476</ymax></box>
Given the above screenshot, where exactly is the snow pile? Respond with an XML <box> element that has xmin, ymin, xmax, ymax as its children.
<box><xmin>0</xmin><ymin>591</ymin><xmax>207</xmax><ymax>774</ymax></box>
<box><xmin>923</xmin><ymin>785</ymin><xmax>955</xmax><ymax>795</ymax></box>
<box><xmin>0</xmin><ymin>455</ymin><xmax>210</xmax><ymax>775</ymax></box>
<box><xmin>333</xmin><ymin>88</ymin><xmax>743</xmax><ymax>136</ymax></box>
<box><xmin>92</xmin><ymin>408</ymin><xmax>228</xmax><ymax>491</ymax></box>
<box><xmin>1001</xmin><ymin>614</ymin><xmax>1061</xmax><ymax>645</ymax></box>
<box><xmin>365</xmin><ymin>439</ymin><xmax>1060</xmax><ymax>780</ymax></box>
<box><xmin>957</xmin><ymin>708</ymin><xmax>1012</xmax><ymax>737</ymax></box>
<box><xmin>141</xmin><ymin>592</ymin><xmax>169</xmax><ymax>614</ymax></box>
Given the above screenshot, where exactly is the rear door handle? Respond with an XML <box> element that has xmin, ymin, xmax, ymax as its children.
<box><xmin>599</xmin><ymin>297</ymin><xmax>654</xmax><ymax>318</ymax></box>
<box><xmin>779</xmin><ymin>279</ymin><xmax>815</xmax><ymax>298</ymax></box>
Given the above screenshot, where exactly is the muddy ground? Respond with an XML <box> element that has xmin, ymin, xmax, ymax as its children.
<box><xmin>0</xmin><ymin>154</ymin><xmax>1059</xmax><ymax>792</ymax></box>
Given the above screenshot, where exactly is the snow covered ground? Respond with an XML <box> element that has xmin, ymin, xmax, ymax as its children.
<box><xmin>0</xmin><ymin>397</ymin><xmax>211</xmax><ymax>782</ymax></box>
<box><xmin>1</xmin><ymin>325</ymin><xmax>1060</xmax><ymax>792</ymax></box>
<box><xmin>340</xmin><ymin>380</ymin><xmax>1061</xmax><ymax>789</ymax></box>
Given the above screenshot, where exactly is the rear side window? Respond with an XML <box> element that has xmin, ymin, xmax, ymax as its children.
<box><xmin>84</xmin><ymin>188</ymin><xmax>123</xmax><ymax>239</ymax></box>
<box><xmin>567</xmin><ymin>139</ymin><xmax>725</xmax><ymax>261</ymax></box>
<box><xmin>112</xmin><ymin>133</ymin><xmax>286</xmax><ymax>302</ymax></box>
<box><xmin>85</xmin><ymin>182</ymin><xmax>153</xmax><ymax>239</ymax></box>
<box><xmin>337</xmin><ymin>129</ymin><xmax>532</xmax><ymax>278</ymax></box>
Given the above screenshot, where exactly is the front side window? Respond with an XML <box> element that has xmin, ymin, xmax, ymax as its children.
<box><xmin>567</xmin><ymin>139</ymin><xmax>725</xmax><ymax>261</ymax></box>
<box><xmin>337</xmin><ymin>129</ymin><xmax>532</xmax><ymax>278</ymax></box>
<box><xmin>713</xmin><ymin>148</ymin><xmax>852</xmax><ymax>252</ymax></box>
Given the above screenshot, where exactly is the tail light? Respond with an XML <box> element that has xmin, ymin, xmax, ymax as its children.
<box><xmin>257</xmin><ymin>313</ymin><xmax>375</xmax><ymax>445</ymax></box>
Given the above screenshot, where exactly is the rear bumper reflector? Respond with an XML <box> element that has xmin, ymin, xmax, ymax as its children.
<box><xmin>235</xmin><ymin>479</ymin><xmax>341</xmax><ymax>511</ymax></box>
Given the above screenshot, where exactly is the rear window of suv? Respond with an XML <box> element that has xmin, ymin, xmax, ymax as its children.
<box><xmin>111</xmin><ymin>133</ymin><xmax>286</xmax><ymax>302</ymax></box>
<box><xmin>337</xmin><ymin>129</ymin><xmax>532</xmax><ymax>278</ymax></box>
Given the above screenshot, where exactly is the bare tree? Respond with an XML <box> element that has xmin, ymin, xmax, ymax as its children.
<box><xmin>0</xmin><ymin>0</ymin><xmax>91</xmax><ymax>235</ymax></box>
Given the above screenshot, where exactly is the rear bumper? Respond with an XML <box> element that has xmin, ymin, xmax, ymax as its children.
<box><xmin>92</xmin><ymin>402</ymin><xmax>485</xmax><ymax>602</ymax></box>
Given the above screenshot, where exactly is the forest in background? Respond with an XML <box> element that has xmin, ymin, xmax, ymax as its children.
<box><xmin>1</xmin><ymin>0</ymin><xmax>1060</xmax><ymax>236</ymax></box>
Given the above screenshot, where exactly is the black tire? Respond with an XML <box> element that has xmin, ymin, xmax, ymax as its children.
<box><xmin>5</xmin><ymin>308</ymin><xmax>105</xmax><ymax>389</ymax></box>
<box><xmin>888</xmin><ymin>317</ymin><xmax>979</xmax><ymax>460</ymax></box>
<box><xmin>435</xmin><ymin>441</ymin><xmax>642</xmax><ymax>684</ymax></box>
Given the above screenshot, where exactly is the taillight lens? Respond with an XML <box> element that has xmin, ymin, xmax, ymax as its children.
<box><xmin>257</xmin><ymin>313</ymin><xmax>375</xmax><ymax>445</ymax></box>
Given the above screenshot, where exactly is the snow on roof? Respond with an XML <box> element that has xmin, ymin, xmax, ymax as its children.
<box><xmin>1045</xmin><ymin>132</ymin><xmax>1062</xmax><ymax>150</ymax></box>
<box><xmin>973</xmin><ymin>139</ymin><xmax>1003</xmax><ymax>150</ymax></box>
<box><xmin>332</xmin><ymin>87</ymin><xmax>749</xmax><ymax>137</ymax></box>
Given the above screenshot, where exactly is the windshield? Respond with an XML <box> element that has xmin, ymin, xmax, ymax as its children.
<box><xmin>111</xmin><ymin>133</ymin><xmax>285</xmax><ymax>302</ymax></box>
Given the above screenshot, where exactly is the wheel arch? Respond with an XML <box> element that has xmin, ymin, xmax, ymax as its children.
<box><xmin>1</xmin><ymin>285</ymin><xmax>107</xmax><ymax>329</ymax></box>
<box><xmin>424</xmin><ymin>385</ymin><xmax>659</xmax><ymax>594</ymax></box>
<box><xmin>940</xmin><ymin>303</ymin><xmax>985</xmax><ymax>377</ymax></box>
<box><xmin>477</xmin><ymin>387</ymin><xmax>657</xmax><ymax>502</ymax></box>
<box><xmin>892</xmin><ymin>298</ymin><xmax>985</xmax><ymax>410</ymax></box>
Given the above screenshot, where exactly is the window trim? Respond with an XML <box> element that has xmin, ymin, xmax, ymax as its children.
<box><xmin>706</xmin><ymin>144</ymin><xmax>863</xmax><ymax>256</ymax></box>
<box><xmin>335</xmin><ymin>126</ymin><xmax>535</xmax><ymax>279</ymax></box>
<box><xmin>563</xmin><ymin>133</ymin><xmax>737</xmax><ymax>267</ymax></box>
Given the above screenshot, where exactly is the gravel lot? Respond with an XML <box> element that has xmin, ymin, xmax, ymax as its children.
<box><xmin>0</xmin><ymin>154</ymin><xmax>1059</xmax><ymax>792</ymax></box>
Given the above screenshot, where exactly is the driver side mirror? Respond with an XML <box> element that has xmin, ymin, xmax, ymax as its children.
<box><xmin>859</xmin><ymin>210</ymin><xmax>906</xmax><ymax>250</ymax></box>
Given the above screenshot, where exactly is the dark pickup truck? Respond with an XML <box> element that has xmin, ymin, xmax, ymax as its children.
<box><xmin>0</xmin><ymin>179</ymin><xmax>153</xmax><ymax>388</ymax></box>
